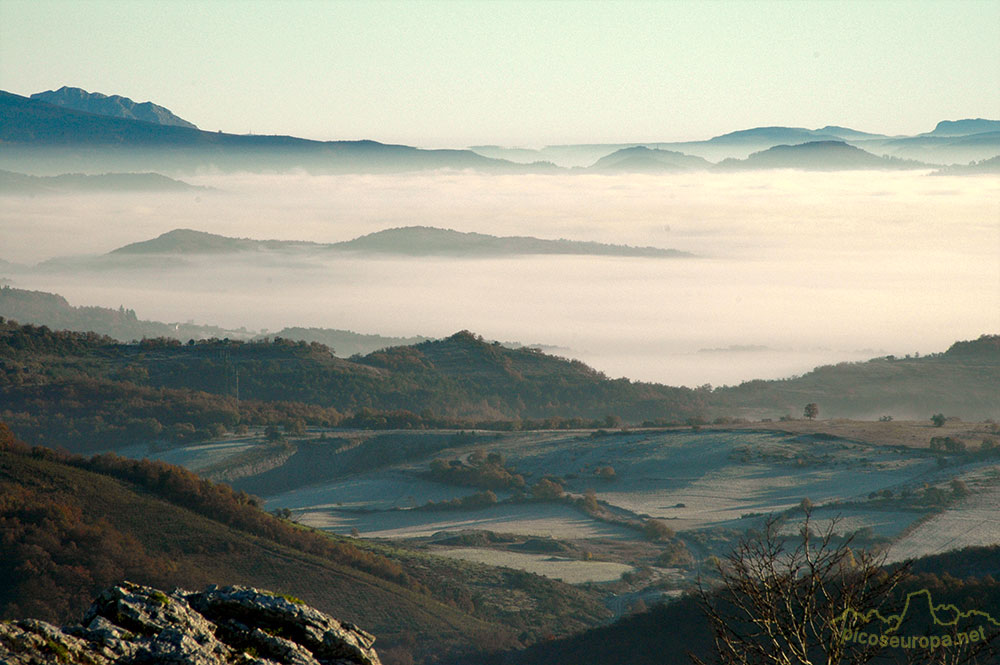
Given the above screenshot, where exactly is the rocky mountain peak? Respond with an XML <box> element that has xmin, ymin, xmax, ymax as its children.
<box><xmin>30</xmin><ymin>86</ymin><xmax>198</xmax><ymax>129</ymax></box>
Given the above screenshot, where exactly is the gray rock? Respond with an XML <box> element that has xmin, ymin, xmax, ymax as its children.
<box><xmin>0</xmin><ymin>618</ymin><xmax>110</xmax><ymax>664</ymax></box>
<box><xmin>0</xmin><ymin>582</ymin><xmax>381</xmax><ymax>665</ymax></box>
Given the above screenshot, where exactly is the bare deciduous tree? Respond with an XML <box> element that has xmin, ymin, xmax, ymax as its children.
<box><xmin>691</xmin><ymin>509</ymin><xmax>996</xmax><ymax>665</ymax></box>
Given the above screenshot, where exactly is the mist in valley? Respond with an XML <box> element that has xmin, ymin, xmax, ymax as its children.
<box><xmin>2</xmin><ymin>169</ymin><xmax>997</xmax><ymax>387</ymax></box>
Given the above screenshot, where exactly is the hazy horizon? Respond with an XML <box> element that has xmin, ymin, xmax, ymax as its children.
<box><xmin>3</xmin><ymin>1</ymin><xmax>999</xmax><ymax>146</ymax></box>
<box><xmin>2</xmin><ymin>169</ymin><xmax>996</xmax><ymax>388</ymax></box>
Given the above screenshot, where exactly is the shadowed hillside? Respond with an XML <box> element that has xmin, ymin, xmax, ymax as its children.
<box><xmin>0</xmin><ymin>424</ymin><xmax>608</xmax><ymax>662</ymax></box>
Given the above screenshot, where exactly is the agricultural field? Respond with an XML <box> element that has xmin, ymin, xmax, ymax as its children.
<box><xmin>118</xmin><ymin>423</ymin><xmax>1000</xmax><ymax>603</ymax></box>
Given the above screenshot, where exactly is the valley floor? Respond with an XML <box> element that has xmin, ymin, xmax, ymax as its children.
<box><xmin>113</xmin><ymin>421</ymin><xmax>1000</xmax><ymax>614</ymax></box>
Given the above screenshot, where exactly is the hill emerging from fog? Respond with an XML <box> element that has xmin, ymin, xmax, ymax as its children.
<box><xmin>589</xmin><ymin>146</ymin><xmax>711</xmax><ymax>172</ymax></box>
<box><xmin>30</xmin><ymin>86</ymin><xmax>197</xmax><ymax>128</ymax></box>
<box><xmin>0</xmin><ymin>169</ymin><xmax>200</xmax><ymax>194</ymax></box>
<box><xmin>715</xmin><ymin>141</ymin><xmax>932</xmax><ymax>171</ymax></box>
<box><xmin>0</xmin><ymin>285</ymin><xmax>435</xmax><ymax>357</ymax></box>
<box><xmin>109</xmin><ymin>226</ymin><xmax>694</xmax><ymax>258</ymax></box>
<box><xmin>932</xmin><ymin>155</ymin><xmax>1000</xmax><ymax>175</ymax></box>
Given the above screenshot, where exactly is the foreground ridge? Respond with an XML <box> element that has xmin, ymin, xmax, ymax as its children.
<box><xmin>0</xmin><ymin>582</ymin><xmax>381</xmax><ymax>665</ymax></box>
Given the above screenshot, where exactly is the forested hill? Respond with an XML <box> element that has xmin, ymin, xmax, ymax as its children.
<box><xmin>0</xmin><ymin>285</ymin><xmax>430</xmax><ymax>356</ymax></box>
<box><xmin>0</xmin><ymin>285</ymin><xmax>248</xmax><ymax>342</ymax></box>
<box><xmin>712</xmin><ymin>334</ymin><xmax>1000</xmax><ymax>420</ymax></box>
<box><xmin>1</xmin><ymin>320</ymin><xmax>997</xmax><ymax>452</ymax></box>
<box><xmin>0</xmin><ymin>321</ymin><xmax>706</xmax><ymax>451</ymax></box>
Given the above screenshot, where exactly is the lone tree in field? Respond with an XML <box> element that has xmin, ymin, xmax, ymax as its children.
<box><xmin>931</xmin><ymin>413</ymin><xmax>947</xmax><ymax>427</ymax></box>
<box><xmin>804</xmin><ymin>403</ymin><xmax>819</xmax><ymax>420</ymax></box>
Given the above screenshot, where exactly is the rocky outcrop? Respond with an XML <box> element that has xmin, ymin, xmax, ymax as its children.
<box><xmin>30</xmin><ymin>87</ymin><xmax>198</xmax><ymax>129</ymax></box>
<box><xmin>0</xmin><ymin>582</ymin><xmax>381</xmax><ymax>665</ymax></box>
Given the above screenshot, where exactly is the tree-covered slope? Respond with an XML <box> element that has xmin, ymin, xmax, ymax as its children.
<box><xmin>711</xmin><ymin>335</ymin><xmax>1000</xmax><ymax>420</ymax></box>
<box><xmin>0</xmin><ymin>424</ymin><xmax>608</xmax><ymax>662</ymax></box>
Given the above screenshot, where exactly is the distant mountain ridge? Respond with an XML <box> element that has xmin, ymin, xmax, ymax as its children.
<box><xmin>30</xmin><ymin>86</ymin><xmax>197</xmax><ymax>128</ymax></box>
<box><xmin>3</xmin><ymin>88</ymin><xmax>997</xmax><ymax>171</ymax></box>
<box><xmin>923</xmin><ymin>118</ymin><xmax>1000</xmax><ymax>137</ymax></box>
<box><xmin>109</xmin><ymin>226</ymin><xmax>694</xmax><ymax>258</ymax></box>
<box><xmin>470</xmin><ymin>121</ymin><xmax>999</xmax><ymax>167</ymax></box>
<box><xmin>0</xmin><ymin>91</ymin><xmax>554</xmax><ymax>175</ymax></box>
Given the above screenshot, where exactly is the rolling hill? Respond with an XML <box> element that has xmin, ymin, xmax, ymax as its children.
<box><xmin>588</xmin><ymin>146</ymin><xmax>711</xmax><ymax>172</ymax></box>
<box><xmin>715</xmin><ymin>141</ymin><xmax>931</xmax><ymax>171</ymax></box>
<box><xmin>1</xmin><ymin>312</ymin><xmax>997</xmax><ymax>457</ymax></box>
<box><xmin>0</xmin><ymin>169</ymin><xmax>200</xmax><ymax>194</ymax></box>
<box><xmin>0</xmin><ymin>285</ymin><xmax>249</xmax><ymax>342</ymax></box>
<box><xmin>0</xmin><ymin>284</ymin><xmax>432</xmax><ymax>357</ymax></box>
<box><xmin>712</xmin><ymin>334</ymin><xmax>1000</xmax><ymax>421</ymax></box>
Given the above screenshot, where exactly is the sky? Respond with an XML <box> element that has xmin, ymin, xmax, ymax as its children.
<box><xmin>1</xmin><ymin>0</ymin><xmax>999</xmax><ymax>147</ymax></box>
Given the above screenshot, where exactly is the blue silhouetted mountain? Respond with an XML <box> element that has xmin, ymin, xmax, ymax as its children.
<box><xmin>812</xmin><ymin>125</ymin><xmax>890</xmax><ymax>140</ymax></box>
<box><xmin>471</xmin><ymin>123</ymin><xmax>1000</xmax><ymax>167</ymax></box>
<box><xmin>107</xmin><ymin>226</ymin><xmax>693</xmax><ymax>258</ymax></box>
<box><xmin>879</xmin><ymin>131</ymin><xmax>1000</xmax><ymax>164</ymax></box>
<box><xmin>714</xmin><ymin>141</ymin><xmax>931</xmax><ymax>171</ymax></box>
<box><xmin>706</xmin><ymin>126</ymin><xmax>843</xmax><ymax>145</ymax></box>
<box><xmin>30</xmin><ymin>86</ymin><xmax>198</xmax><ymax>128</ymax></box>
<box><xmin>0</xmin><ymin>91</ymin><xmax>557</xmax><ymax>175</ymax></box>
<box><xmin>0</xmin><ymin>169</ymin><xmax>201</xmax><ymax>194</ymax></box>
<box><xmin>922</xmin><ymin>118</ymin><xmax>1000</xmax><ymax>137</ymax></box>
<box><xmin>589</xmin><ymin>146</ymin><xmax>710</xmax><ymax>172</ymax></box>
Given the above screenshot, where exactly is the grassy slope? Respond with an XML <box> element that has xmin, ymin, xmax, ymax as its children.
<box><xmin>0</xmin><ymin>447</ymin><xmax>514</xmax><ymax>658</ymax></box>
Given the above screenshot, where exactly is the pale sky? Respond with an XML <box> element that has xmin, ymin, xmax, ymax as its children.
<box><xmin>1</xmin><ymin>0</ymin><xmax>998</xmax><ymax>147</ymax></box>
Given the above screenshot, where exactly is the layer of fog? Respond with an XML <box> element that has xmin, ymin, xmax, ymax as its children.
<box><xmin>2</xmin><ymin>170</ymin><xmax>997</xmax><ymax>387</ymax></box>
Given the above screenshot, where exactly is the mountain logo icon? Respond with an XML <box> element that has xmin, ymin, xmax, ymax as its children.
<box><xmin>834</xmin><ymin>589</ymin><xmax>999</xmax><ymax>651</ymax></box>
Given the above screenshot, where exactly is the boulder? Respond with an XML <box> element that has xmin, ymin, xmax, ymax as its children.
<box><xmin>0</xmin><ymin>582</ymin><xmax>381</xmax><ymax>665</ymax></box>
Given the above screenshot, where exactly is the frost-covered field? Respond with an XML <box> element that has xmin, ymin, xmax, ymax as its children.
<box><xmin>297</xmin><ymin>501</ymin><xmax>636</xmax><ymax>540</ymax></box>
<box><xmin>888</xmin><ymin>465</ymin><xmax>1000</xmax><ymax>562</ymax></box>
<box><xmin>119</xmin><ymin>428</ymin><xmax>997</xmax><ymax>581</ymax></box>
<box><xmin>113</xmin><ymin>436</ymin><xmax>260</xmax><ymax>471</ymax></box>
<box><xmin>435</xmin><ymin>548</ymin><xmax>633</xmax><ymax>584</ymax></box>
<box><xmin>265</xmin><ymin>430</ymin><xmax>947</xmax><ymax>542</ymax></box>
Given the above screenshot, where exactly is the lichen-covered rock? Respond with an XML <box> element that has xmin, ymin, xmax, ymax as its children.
<box><xmin>0</xmin><ymin>583</ymin><xmax>381</xmax><ymax>665</ymax></box>
<box><xmin>0</xmin><ymin>618</ymin><xmax>110</xmax><ymax>664</ymax></box>
<box><xmin>190</xmin><ymin>585</ymin><xmax>380</xmax><ymax>665</ymax></box>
